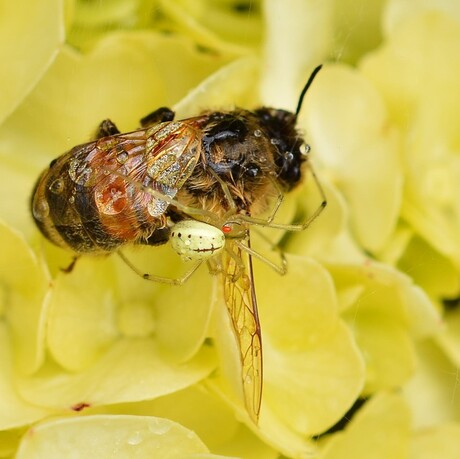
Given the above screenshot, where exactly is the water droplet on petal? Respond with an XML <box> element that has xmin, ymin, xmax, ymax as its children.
<box><xmin>148</xmin><ymin>423</ymin><xmax>171</xmax><ymax>435</ymax></box>
<box><xmin>127</xmin><ymin>431</ymin><xmax>143</xmax><ymax>446</ymax></box>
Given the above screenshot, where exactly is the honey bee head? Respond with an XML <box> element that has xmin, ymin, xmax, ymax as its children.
<box><xmin>252</xmin><ymin>107</ymin><xmax>304</xmax><ymax>191</ymax></box>
<box><xmin>255</xmin><ymin>65</ymin><xmax>323</xmax><ymax>191</ymax></box>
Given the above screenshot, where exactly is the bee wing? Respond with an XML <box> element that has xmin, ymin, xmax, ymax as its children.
<box><xmin>45</xmin><ymin>121</ymin><xmax>204</xmax><ymax>246</ymax></box>
<box><xmin>95</xmin><ymin>122</ymin><xmax>202</xmax><ymax>208</ymax></box>
<box><xmin>65</xmin><ymin>122</ymin><xmax>202</xmax><ymax>229</ymax></box>
<box><xmin>222</xmin><ymin>237</ymin><xmax>262</xmax><ymax>422</ymax></box>
<box><xmin>139</xmin><ymin>122</ymin><xmax>202</xmax><ymax>212</ymax></box>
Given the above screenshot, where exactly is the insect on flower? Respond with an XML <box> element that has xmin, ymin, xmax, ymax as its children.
<box><xmin>31</xmin><ymin>65</ymin><xmax>325</xmax><ymax>423</ymax></box>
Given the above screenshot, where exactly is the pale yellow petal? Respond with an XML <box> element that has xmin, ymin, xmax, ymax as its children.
<box><xmin>0</xmin><ymin>153</ymin><xmax>44</xmax><ymax>242</ymax></box>
<box><xmin>402</xmin><ymin>341</ymin><xmax>460</xmax><ymax>429</ymax></box>
<box><xmin>304</xmin><ymin>64</ymin><xmax>403</xmax><ymax>252</ymax></box>
<box><xmin>0</xmin><ymin>0</ymin><xmax>64</xmax><ymax>124</ymax></box>
<box><xmin>436</xmin><ymin>307</ymin><xmax>460</xmax><ymax>368</ymax></box>
<box><xmin>397</xmin><ymin>235</ymin><xmax>460</xmax><ymax>300</ymax></box>
<box><xmin>115</xmin><ymin>245</ymin><xmax>215</xmax><ymax>363</ymax></box>
<box><xmin>331</xmin><ymin>0</ymin><xmax>386</xmax><ymax>64</ymax></box>
<box><xmin>208</xmin><ymin>377</ymin><xmax>318</xmax><ymax>458</ymax></box>
<box><xmin>410</xmin><ymin>423</ymin><xmax>460</xmax><ymax>459</ymax></box>
<box><xmin>329</xmin><ymin>260</ymin><xmax>440</xmax><ymax>337</ymax></box>
<box><xmin>0</xmin><ymin>222</ymin><xmax>49</xmax><ymax>374</ymax></box>
<box><xmin>256</xmin><ymin>254</ymin><xmax>339</xmax><ymax>350</ymax></box>
<box><xmin>0</xmin><ymin>428</ymin><xmax>23</xmax><ymax>458</ymax></box>
<box><xmin>0</xmin><ymin>325</ymin><xmax>54</xmax><ymax>430</ymax></box>
<box><xmin>158</xmin><ymin>0</ymin><xmax>257</xmax><ymax>56</ymax></box>
<box><xmin>15</xmin><ymin>415</ymin><xmax>210</xmax><ymax>458</ymax></box>
<box><xmin>0</xmin><ymin>32</ymin><xmax>231</xmax><ymax>163</ymax></box>
<box><xmin>319</xmin><ymin>392</ymin><xmax>411</xmax><ymax>459</ymax></box>
<box><xmin>263</xmin><ymin>320</ymin><xmax>365</xmax><ymax>436</ymax></box>
<box><xmin>349</xmin><ymin>311</ymin><xmax>416</xmax><ymax>393</ymax></box>
<box><xmin>361</xmin><ymin>13</ymin><xmax>460</xmax><ymax>267</ymax></box>
<box><xmin>384</xmin><ymin>0</ymin><xmax>460</xmax><ymax>37</ymax></box>
<box><xmin>331</xmin><ymin>260</ymin><xmax>439</xmax><ymax>392</ymax></box>
<box><xmin>107</xmin><ymin>386</ymin><xmax>278</xmax><ymax>459</ymax></box>
<box><xmin>261</xmin><ymin>0</ymin><xmax>333</xmax><ymax>110</ymax></box>
<box><xmin>174</xmin><ymin>56</ymin><xmax>260</xmax><ymax>118</ymax></box>
<box><xmin>154</xmin><ymin>266</ymin><xmax>215</xmax><ymax>363</ymax></box>
<box><xmin>46</xmin><ymin>257</ymin><xmax>119</xmax><ymax>372</ymax></box>
<box><xmin>17</xmin><ymin>338</ymin><xmax>216</xmax><ymax>410</ymax></box>
<box><xmin>286</xmin><ymin>178</ymin><xmax>348</xmax><ymax>260</ymax></box>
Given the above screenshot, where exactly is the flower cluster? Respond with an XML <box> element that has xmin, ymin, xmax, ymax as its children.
<box><xmin>1</xmin><ymin>0</ymin><xmax>460</xmax><ymax>457</ymax></box>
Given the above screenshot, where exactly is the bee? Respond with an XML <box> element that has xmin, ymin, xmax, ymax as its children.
<box><xmin>31</xmin><ymin>65</ymin><xmax>325</xmax><ymax>423</ymax></box>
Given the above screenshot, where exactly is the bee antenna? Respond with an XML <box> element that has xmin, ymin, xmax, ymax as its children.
<box><xmin>295</xmin><ymin>64</ymin><xmax>323</xmax><ymax>117</ymax></box>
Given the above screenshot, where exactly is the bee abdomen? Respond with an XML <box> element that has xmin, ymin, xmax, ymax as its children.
<box><xmin>31</xmin><ymin>164</ymin><xmax>158</xmax><ymax>253</ymax></box>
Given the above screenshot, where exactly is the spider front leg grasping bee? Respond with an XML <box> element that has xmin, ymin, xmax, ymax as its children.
<box><xmin>31</xmin><ymin>65</ymin><xmax>325</xmax><ymax>423</ymax></box>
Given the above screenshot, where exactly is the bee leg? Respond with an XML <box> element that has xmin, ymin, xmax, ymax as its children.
<box><xmin>140</xmin><ymin>107</ymin><xmax>175</xmax><ymax>127</ymax></box>
<box><xmin>95</xmin><ymin>119</ymin><xmax>121</xmax><ymax>139</ymax></box>
<box><xmin>60</xmin><ymin>255</ymin><xmax>80</xmax><ymax>274</ymax></box>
